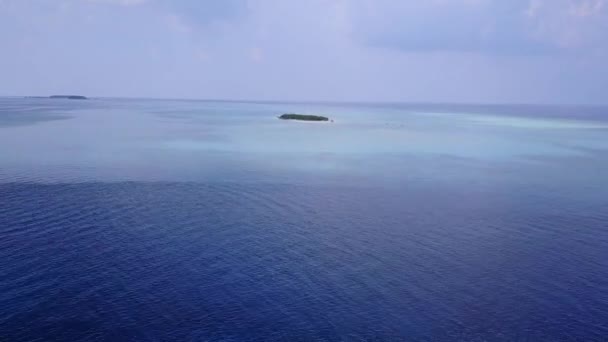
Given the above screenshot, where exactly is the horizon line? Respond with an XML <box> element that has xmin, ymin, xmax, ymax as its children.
<box><xmin>1</xmin><ymin>95</ymin><xmax>607</xmax><ymax>108</ymax></box>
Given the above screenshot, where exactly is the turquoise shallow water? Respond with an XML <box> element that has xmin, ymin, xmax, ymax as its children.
<box><xmin>1</xmin><ymin>98</ymin><xmax>608</xmax><ymax>340</ymax></box>
<box><xmin>1</xmin><ymin>98</ymin><xmax>607</xmax><ymax>184</ymax></box>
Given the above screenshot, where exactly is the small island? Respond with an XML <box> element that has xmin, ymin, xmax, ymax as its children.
<box><xmin>50</xmin><ymin>95</ymin><xmax>88</xmax><ymax>100</ymax></box>
<box><xmin>279</xmin><ymin>113</ymin><xmax>329</xmax><ymax>121</ymax></box>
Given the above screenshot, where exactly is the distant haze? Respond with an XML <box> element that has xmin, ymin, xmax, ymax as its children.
<box><xmin>1</xmin><ymin>0</ymin><xmax>607</xmax><ymax>104</ymax></box>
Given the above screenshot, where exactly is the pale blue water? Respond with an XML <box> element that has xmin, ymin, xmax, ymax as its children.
<box><xmin>1</xmin><ymin>98</ymin><xmax>607</xmax><ymax>341</ymax></box>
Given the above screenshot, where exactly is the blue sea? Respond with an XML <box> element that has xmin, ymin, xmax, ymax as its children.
<box><xmin>1</xmin><ymin>97</ymin><xmax>607</xmax><ymax>341</ymax></box>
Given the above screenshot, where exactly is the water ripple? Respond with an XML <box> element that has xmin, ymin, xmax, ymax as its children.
<box><xmin>1</xmin><ymin>181</ymin><xmax>607</xmax><ymax>340</ymax></box>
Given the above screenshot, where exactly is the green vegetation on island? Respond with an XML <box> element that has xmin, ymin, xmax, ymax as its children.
<box><xmin>49</xmin><ymin>95</ymin><xmax>88</xmax><ymax>100</ymax></box>
<box><xmin>279</xmin><ymin>113</ymin><xmax>329</xmax><ymax>121</ymax></box>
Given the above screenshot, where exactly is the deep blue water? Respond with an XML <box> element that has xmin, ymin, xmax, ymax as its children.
<box><xmin>1</xmin><ymin>98</ymin><xmax>608</xmax><ymax>341</ymax></box>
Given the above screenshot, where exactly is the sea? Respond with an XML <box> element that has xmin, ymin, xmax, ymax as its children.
<box><xmin>1</xmin><ymin>97</ymin><xmax>607</xmax><ymax>341</ymax></box>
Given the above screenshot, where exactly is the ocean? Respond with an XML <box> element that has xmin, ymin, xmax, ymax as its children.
<box><xmin>1</xmin><ymin>97</ymin><xmax>607</xmax><ymax>341</ymax></box>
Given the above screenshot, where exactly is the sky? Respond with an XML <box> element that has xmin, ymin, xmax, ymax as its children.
<box><xmin>1</xmin><ymin>0</ymin><xmax>607</xmax><ymax>104</ymax></box>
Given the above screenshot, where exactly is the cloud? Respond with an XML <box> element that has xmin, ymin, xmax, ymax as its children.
<box><xmin>250</xmin><ymin>47</ymin><xmax>263</xmax><ymax>63</ymax></box>
<box><xmin>0</xmin><ymin>0</ymin><xmax>607</xmax><ymax>104</ymax></box>
<box><xmin>165</xmin><ymin>13</ymin><xmax>192</xmax><ymax>33</ymax></box>
<box><xmin>349</xmin><ymin>0</ymin><xmax>608</xmax><ymax>55</ymax></box>
<box><xmin>156</xmin><ymin>0</ymin><xmax>248</xmax><ymax>27</ymax></box>
<box><xmin>86</xmin><ymin>0</ymin><xmax>147</xmax><ymax>6</ymax></box>
<box><xmin>569</xmin><ymin>0</ymin><xmax>606</xmax><ymax>17</ymax></box>
<box><xmin>525</xmin><ymin>0</ymin><xmax>608</xmax><ymax>49</ymax></box>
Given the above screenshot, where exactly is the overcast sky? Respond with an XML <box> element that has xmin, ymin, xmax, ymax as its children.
<box><xmin>1</xmin><ymin>0</ymin><xmax>607</xmax><ymax>104</ymax></box>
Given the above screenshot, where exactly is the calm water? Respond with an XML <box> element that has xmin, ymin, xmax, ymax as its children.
<box><xmin>1</xmin><ymin>98</ymin><xmax>607</xmax><ymax>341</ymax></box>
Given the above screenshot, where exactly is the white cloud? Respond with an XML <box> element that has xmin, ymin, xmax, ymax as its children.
<box><xmin>0</xmin><ymin>0</ymin><xmax>607</xmax><ymax>103</ymax></box>
<box><xmin>165</xmin><ymin>13</ymin><xmax>192</xmax><ymax>33</ymax></box>
<box><xmin>569</xmin><ymin>0</ymin><xmax>606</xmax><ymax>17</ymax></box>
<box><xmin>86</xmin><ymin>0</ymin><xmax>147</xmax><ymax>6</ymax></box>
<box><xmin>250</xmin><ymin>47</ymin><xmax>263</xmax><ymax>63</ymax></box>
<box><xmin>525</xmin><ymin>0</ymin><xmax>608</xmax><ymax>49</ymax></box>
<box><xmin>347</xmin><ymin>0</ymin><xmax>608</xmax><ymax>54</ymax></box>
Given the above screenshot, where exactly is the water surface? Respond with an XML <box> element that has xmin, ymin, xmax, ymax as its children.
<box><xmin>1</xmin><ymin>98</ymin><xmax>607</xmax><ymax>341</ymax></box>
